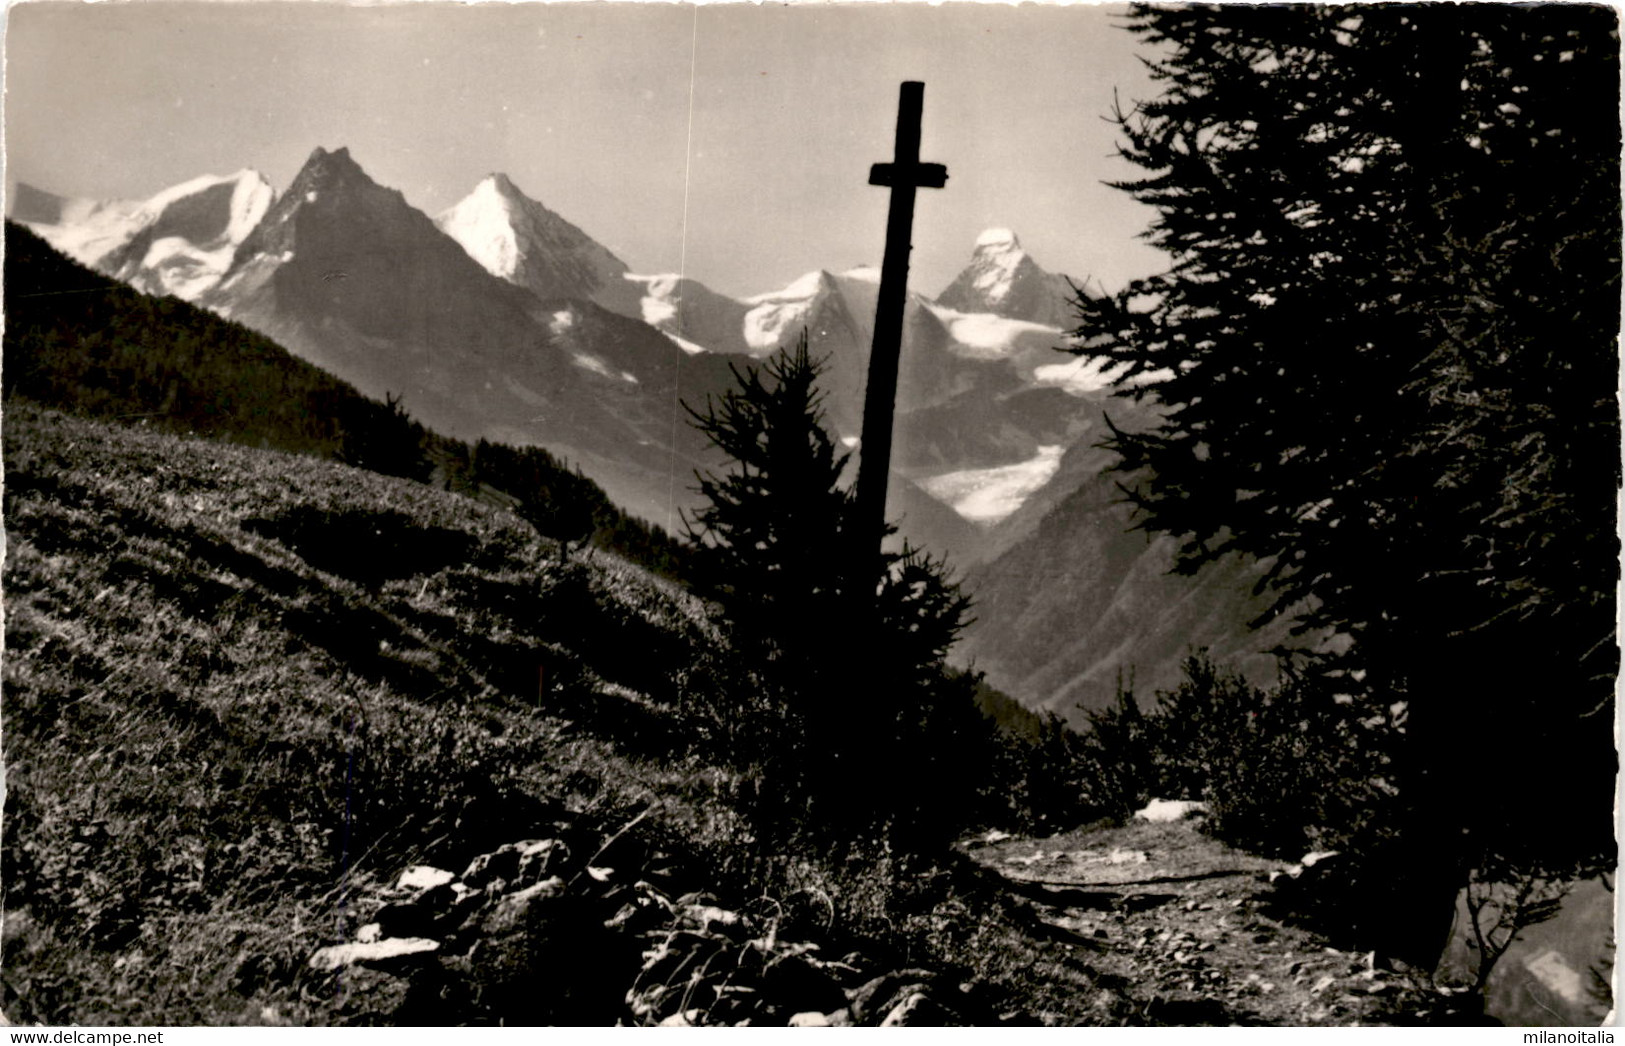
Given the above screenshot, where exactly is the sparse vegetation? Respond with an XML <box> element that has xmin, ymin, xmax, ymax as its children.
<box><xmin>1003</xmin><ymin>654</ymin><xmax>1397</xmax><ymax>860</ymax></box>
<box><xmin>0</xmin><ymin>402</ymin><xmax>1290</xmax><ymax>1028</ymax></box>
<box><xmin>0</xmin><ymin>404</ymin><xmax>714</xmax><ymax>1023</ymax></box>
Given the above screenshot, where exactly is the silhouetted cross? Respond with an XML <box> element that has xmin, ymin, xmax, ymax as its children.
<box><xmin>853</xmin><ymin>81</ymin><xmax>948</xmax><ymax>584</ymax></box>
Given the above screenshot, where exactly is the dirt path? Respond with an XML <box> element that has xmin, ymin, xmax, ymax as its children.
<box><xmin>962</xmin><ymin>819</ymin><xmax>1465</xmax><ymax>1025</ymax></box>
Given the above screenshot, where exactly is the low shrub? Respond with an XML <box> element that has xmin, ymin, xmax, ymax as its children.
<box><xmin>1058</xmin><ymin>653</ymin><xmax>1400</xmax><ymax>858</ymax></box>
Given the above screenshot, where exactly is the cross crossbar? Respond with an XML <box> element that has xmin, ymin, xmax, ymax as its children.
<box><xmin>869</xmin><ymin>162</ymin><xmax>949</xmax><ymax>189</ymax></box>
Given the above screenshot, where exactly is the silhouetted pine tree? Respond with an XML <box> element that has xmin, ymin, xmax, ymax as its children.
<box><xmin>684</xmin><ymin>334</ymin><xmax>984</xmax><ymax>842</ymax></box>
<box><xmin>1077</xmin><ymin>4</ymin><xmax>1619</xmax><ymax>964</ymax></box>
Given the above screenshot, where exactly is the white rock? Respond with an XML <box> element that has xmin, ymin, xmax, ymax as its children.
<box><xmin>1134</xmin><ymin>799</ymin><xmax>1209</xmax><ymax>823</ymax></box>
<box><xmin>397</xmin><ymin>865</ymin><xmax>455</xmax><ymax>891</ymax></box>
<box><xmin>658</xmin><ymin>1009</ymin><xmax>702</xmax><ymax>1027</ymax></box>
<box><xmin>308</xmin><ymin>937</ymin><xmax>440</xmax><ymax>971</ymax></box>
<box><xmin>788</xmin><ymin>1011</ymin><xmax>832</xmax><ymax>1027</ymax></box>
<box><xmin>879</xmin><ymin>992</ymin><xmax>930</xmax><ymax>1027</ymax></box>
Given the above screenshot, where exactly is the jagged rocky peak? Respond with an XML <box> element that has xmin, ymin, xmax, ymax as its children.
<box><xmin>482</xmin><ymin>171</ymin><xmax>523</xmax><ymax>196</ymax></box>
<box><xmin>305</xmin><ymin>144</ymin><xmax>360</xmax><ymax>173</ymax></box>
<box><xmin>284</xmin><ymin>145</ymin><xmax>384</xmax><ymax>201</ymax></box>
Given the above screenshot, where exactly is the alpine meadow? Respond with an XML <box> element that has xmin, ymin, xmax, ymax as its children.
<box><xmin>2</xmin><ymin>2</ymin><xmax>1617</xmax><ymax>1029</ymax></box>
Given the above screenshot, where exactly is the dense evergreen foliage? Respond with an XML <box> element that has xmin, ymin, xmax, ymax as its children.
<box><xmin>683</xmin><ymin>338</ymin><xmax>1003</xmax><ymax>843</ymax></box>
<box><xmin>1076</xmin><ymin>5</ymin><xmax>1619</xmax><ymax>961</ymax></box>
<box><xmin>3</xmin><ymin>221</ymin><xmax>688</xmax><ymax>577</ymax></box>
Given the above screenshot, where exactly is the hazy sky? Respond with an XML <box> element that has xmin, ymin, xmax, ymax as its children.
<box><xmin>5</xmin><ymin>1</ymin><xmax>1168</xmax><ymax>299</ymax></box>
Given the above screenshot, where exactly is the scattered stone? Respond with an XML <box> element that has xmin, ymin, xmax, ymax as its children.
<box><xmin>397</xmin><ymin>865</ymin><xmax>455</xmax><ymax>892</ymax></box>
<box><xmin>847</xmin><ymin>970</ymin><xmax>936</xmax><ymax>1025</ymax></box>
<box><xmin>659</xmin><ymin>1009</ymin><xmax>702</xmax><ymax>1027</ymax></box>
<box><xmin>461</xmin><ymin>845</ymin><xmax>522</xmax><ymax>889</ymax></box>
<box><xmin>482</xmin><ymin>876</ymin><xmax>565</xmax><ymax>932</ymax></box>
<box><xmin>788</xmin><ymin>1011</ymin><xmax>832</xmax><ymax>1027</ymax></box>
<box><xmin>308</xmin><ymin>937</ymin><xmax>440</xmax><ymax>972</ymax></box>
<box><xmin>1134</xmin><ymin>799</ymin><xmax>1209</xmax><ymax>823</ymax></box>
<box><xmin>880</xmin><ymin>991</ymin><xmax>947</xmax><ymax>1027</ymax></box>
<box><xmin>1311</xmin><ymin>975</ymin><xmax>1337</xmax><ymax>994</ymax></box>
<box><xmin>683</xmin><ymin>904</ymin><xmax>744</xmax><ymax>935</ymax></box>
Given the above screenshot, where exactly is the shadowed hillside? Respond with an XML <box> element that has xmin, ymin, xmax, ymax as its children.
<box><xmin>3</xmin><ymin>219</ymin><xmax>689</xmax><ymax>577</ymax></box>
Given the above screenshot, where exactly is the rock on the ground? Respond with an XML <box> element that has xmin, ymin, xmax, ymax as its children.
<box><xmin>398</xmin><ymin>865</ymin><xmax>456</xmax><ymax>892</ymax></box>
<box><xmin>308</xmin><ymin>937</ymin><xmax>440</xmax><ymax>972</ymax></box>
<box><xmin>1134</xmin><ymin>799</ymin><xmax>1208</xmax><ymax>823</ymax></box>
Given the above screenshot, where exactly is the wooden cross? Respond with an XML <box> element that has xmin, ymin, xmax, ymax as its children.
<box><xmin>853</xmin><ymin>81</ymin><xmax>948</xmax><ymax>583</ymax></box>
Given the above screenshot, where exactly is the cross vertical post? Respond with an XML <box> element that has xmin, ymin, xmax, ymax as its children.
<box><xmin>852</xmin><ymin>80</ymin><xmax>947</xmax><ymax>595</ymax></box>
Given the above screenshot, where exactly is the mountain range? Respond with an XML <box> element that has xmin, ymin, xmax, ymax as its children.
<box><xmin>12</xmin><ymin>145</ymin><xmax>1300</xmax><ymax>723</ymax></box>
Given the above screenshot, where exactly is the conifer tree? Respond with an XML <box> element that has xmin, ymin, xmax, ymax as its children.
<box><xmin>684</xmin><ymin>333</ymin><xmax>979</xmax><ymax>838</ymax></box>
<box><xmin>1078</xmin><ymin>4</ymin><xmax>1619</xmax><ymax>963</ymax></box>
<box><xmin>685</xmin><ymin>335</ymin><xmax>856</xmax><ymax>658</ymax></box>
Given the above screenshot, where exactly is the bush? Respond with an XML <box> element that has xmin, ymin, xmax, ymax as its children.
<box><xmin>1060</xmin><ymin>653</ymin><xmax>1399</xmax><ymax>858</ymax></box>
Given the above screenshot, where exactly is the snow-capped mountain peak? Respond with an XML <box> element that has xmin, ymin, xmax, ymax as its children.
<box><xmin>936</xmin><ymin>226</ymin><xmax>1083</xmax><ymax>329</ymax></box>
<box><xmin>741</xmin><ymin>269</ymin><xmax>845</xmax><ymax>355</ymax></box>
<box><xmin>962</xmin><ymin>229</ymin><xmax>1027</xmax><ymax>306</ymax></box>
<box><xmin>975</xmin><ymin>226</ymin><xmax>1021</xmax><ymax>251</ymax></box>
<box><xmin>436</xmin><ymin>173</ymin><xmax>643</xmax><ymax>316</ymax></box>
<box><xmin>14</xmin><ymin>168</ymin><xmax>275</xmax><ymax>300</ymax></box>
<box><xmin>963</xmin><ymin>227</ymin><xmax>1028</xmax><ymax>307</ymax></box>
<box><xmin>439</xmin><ymin>174</ymin><xmax>525</xmax><ymax>279</ymax></box>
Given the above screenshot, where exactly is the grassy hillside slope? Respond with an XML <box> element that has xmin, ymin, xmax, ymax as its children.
<box><xmin>2</xmin><ymin>406</ymin><xmax>1120</xmax><ymax>1027</ymax></box>
<box><xmin>2</xmin><ymin>403</ymin><xmax>728</xmax><ymax>1023</ymax></box>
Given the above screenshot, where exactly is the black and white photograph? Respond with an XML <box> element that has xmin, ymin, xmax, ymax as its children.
<box><xmin>1</xmin><ymin>0</ymin><xmax>1618</xmax><ymax>1029</ymax></box>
